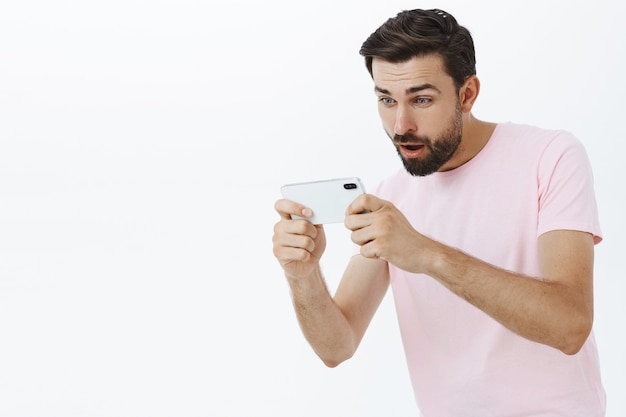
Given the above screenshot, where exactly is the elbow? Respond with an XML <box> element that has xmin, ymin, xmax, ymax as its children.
<box><xmin>558</xmin><ymin>316</ymin><xmax>593</xmax><ymax>356</ymax></box>
<box><xmin>317</xmin><ymin>339</ymin><xmax>358</xmax><ymax>368</ymax></box>
<box><xmin>322</xmin><ymin>358</ymin><xmax>344</xmax><ymax>368</ymax></box>
<box><xmin>320</xmin><ymin>349</ymin><xmax>355</xmax><ymax>368</ymax></box>
<box><xmin>560</xmin><ymin>340</ymin><xmax>584</xmax><ymax>356</ymax></box>
<box><xmin>322</xmin><ymin>355</ymin><xmax>352</xmax><ymax>368</ymax></box>
<box><xmin>560</xmin><ymin>336</ymin><xmax>589</xmax><ymax>356</ymax></box>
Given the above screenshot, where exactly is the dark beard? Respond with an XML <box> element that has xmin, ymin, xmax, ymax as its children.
<box><xmin>392</xmin><ymin>104</ymin><xmax>463</xmax><ymax>177</ymax></box>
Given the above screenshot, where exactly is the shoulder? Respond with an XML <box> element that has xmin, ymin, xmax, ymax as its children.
<box><xmin>491</xmin><ymin>122</ymin><xmax>589</xmax><ymax>169</ymax></box>
<box><xmin>494</xmin><ymin>122</ymin><xmax>582</xmax><ymax>149</ymax></box>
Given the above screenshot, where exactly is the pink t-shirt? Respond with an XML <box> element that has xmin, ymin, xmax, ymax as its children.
<box><xmin>373</xmin><ymin>123</ymin><xmax>605</xmax><ymax>416</ymax></box>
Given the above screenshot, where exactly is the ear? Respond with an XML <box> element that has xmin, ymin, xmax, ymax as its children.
<box><xmin>459</xmin><ymin>75</ymin><xmax>480</xmax><ymax>113</ymax></box>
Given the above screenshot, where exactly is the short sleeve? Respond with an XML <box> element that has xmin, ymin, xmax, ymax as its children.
<box><xmin>537</xmin><ymin>131</ymin><xmax>602</xmax><ymax>244</ymax></box>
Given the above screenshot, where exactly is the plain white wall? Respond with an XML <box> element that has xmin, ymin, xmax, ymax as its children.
<box><xmin>0</xmin><ymin>1</ymin><xmax>624</xmax><ymax>416</ymax></box>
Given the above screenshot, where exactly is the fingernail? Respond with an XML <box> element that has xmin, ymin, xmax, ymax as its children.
<box><xmin>302</xmin><ymin>208</ymin><xmax>312</xmax><ymax>217</ymax></box>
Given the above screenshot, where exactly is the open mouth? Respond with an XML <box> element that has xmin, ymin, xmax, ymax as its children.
<box><xmin>402</xmin><ymin>144</ymin><xmax>423</xmax><ymax>151</ymax></box>
<box><xmin>397</xmin><ymin>143</ymin><xmax>426</xmax><ymax>158</ymax></box>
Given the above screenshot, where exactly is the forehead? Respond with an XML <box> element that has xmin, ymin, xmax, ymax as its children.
<box><xmin>372</xmin><ymin>55</ymin><xmax>454</xmax><ymax>93</ymax></box>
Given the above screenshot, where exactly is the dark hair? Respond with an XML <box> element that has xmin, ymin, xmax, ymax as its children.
<box><xmin>359</xmin><ymin>9</ymin><xmax>476</xmax><ymax>90</ymax></box>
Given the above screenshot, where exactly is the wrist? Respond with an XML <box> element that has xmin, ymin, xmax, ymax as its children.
<box><xmin>285</xmin><ymin>266</ymin><xmax>323</xmax><ymax>288</ymax></box>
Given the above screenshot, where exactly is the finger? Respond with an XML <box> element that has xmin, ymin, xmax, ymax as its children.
<box><xmin>345</xmin><ymin>211</ymin><xmax>369</xmax><ymax>232</ymax></box>
<box><xmin>274</xmin><ymin>198</ymin><xmax>313</xmax><ymax>220</ymax></box>
<box><xmin>346</xmin><ymin>193</ymin><xmax>383</xmax><ymax>216</ymax></box>
<box><xmin>359</xmin><ymin>240</ymin><xmax>382</xmax><ymax>260</ymax></box>
<box><xmin>274</xmin><ymin>245</ymin><xmax>312</xmax><ymax>263</ymax></box>
<box><xmin>349</xmin><ymin>225</ymin><xmax>377</xmax><ymax>247</ymax></box>
<box><xmin>273</xmin><ymin>232</ymin><xmax>316</xmax><ymax>256</ymax></box>
<box><xmin>274</xmin><ymin>217</ymin><xmax>318</xmax><ymax>240</ymax></box>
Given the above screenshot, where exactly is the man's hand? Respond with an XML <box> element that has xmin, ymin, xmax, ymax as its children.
<box><xmin>273</xmin><ymin>199</ymin><xmax>327</xmax><ymax>280</ymax></box>
<box><xmin>345</xmin><ymin>194</ymin><xmax>596</xmax><ymax>354</ymax></box>
<box><xmin>345</xmin><ymin>193</ymin><xmax>433</xmax><ymax>273</ymax></box>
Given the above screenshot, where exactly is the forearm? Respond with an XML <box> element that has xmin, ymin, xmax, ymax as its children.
<box><xmin>286</xmin><ymin>268</ymin><xmax>357</xmax><ymax>367</ymax></box>
<box><xmin>346</xmin><ymin>195</ymin><xmax>595</xmax><ymax>354</ymax></box>
<box><xmin>426</xmin><ymin>242</ymin><xmax>593</xmax><ymax>354</ymax></box>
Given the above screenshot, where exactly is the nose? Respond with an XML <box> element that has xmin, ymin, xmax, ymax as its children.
<box><xmin>393</xmin><ymin>105</ymin><xmax>417</xmax><ymax>136</ymax></box>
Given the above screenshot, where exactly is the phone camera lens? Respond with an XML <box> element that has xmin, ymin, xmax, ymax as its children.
<box><xmin>343</xmin><ymin>183</ymin><xmax>357</xmax><ymax>190</ymax></box>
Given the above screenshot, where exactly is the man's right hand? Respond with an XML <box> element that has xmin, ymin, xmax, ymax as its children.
<box><xmin>272</xmin><ymin>198</ymin><xmax>389</xmax><ymax>368</ymax></box>
<box><xmin>272</xmin><ymin>198</ymin><xmax>327</xmax><ymax>280</ymax></box>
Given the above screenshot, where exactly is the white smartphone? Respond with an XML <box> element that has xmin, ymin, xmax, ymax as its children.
<box><xmin>280</xmin><ymin>177</ymin><xmax>366</xmax><ymax>224</ymax></box>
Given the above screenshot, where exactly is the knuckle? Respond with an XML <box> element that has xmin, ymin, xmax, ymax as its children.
<box><xmin>296</xmin><ymin>249</ymin><xmax>311</xmax><ymax>262</ymax></box>
<box><xmin>274</xmin><ymin>199</ymin><xmax>289</xmax><ymax>215</ymax></box>
<box><xmin>294</xmin><ymin>219</ymin><xmax>315</xmax><ymax>236</ymax></box>
<box><xmin>299</xmin><ymin>235</ymin><xmax>315</xmax><ymax>252</ymax></box>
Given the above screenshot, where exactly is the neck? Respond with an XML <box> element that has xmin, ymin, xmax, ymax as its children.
<box><xmin>440</xmin><ymin>113</ymin><xmax>496</xmax><ymax>172</ymax></box>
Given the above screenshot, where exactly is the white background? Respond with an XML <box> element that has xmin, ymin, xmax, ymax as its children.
<box><xmin>1</xmin><ymin>1</ymin><xmax>624</xmax><ymax>416</ymax></box>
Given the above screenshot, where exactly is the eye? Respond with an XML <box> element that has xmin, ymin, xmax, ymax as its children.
<box><xmin>415</xmin><ymin>97</ymin><xmax>432</xmax><ymax>105</ymax></box>
<box><xmin>378</xmin><ymin>96</ymin><xmax>395</xmax><ymax>105</ymax></box>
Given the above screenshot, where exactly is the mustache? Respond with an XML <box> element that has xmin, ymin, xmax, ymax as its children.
<box><xmin>394</xmin><ymin>133</ymin><xmax>429</xmax><ymax>145</ymax></box>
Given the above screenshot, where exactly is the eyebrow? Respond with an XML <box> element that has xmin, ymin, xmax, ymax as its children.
<box><xmin>375</xmin><ymin>83</ymin><xmax>441</xmax><ymax>96</ymax></box>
